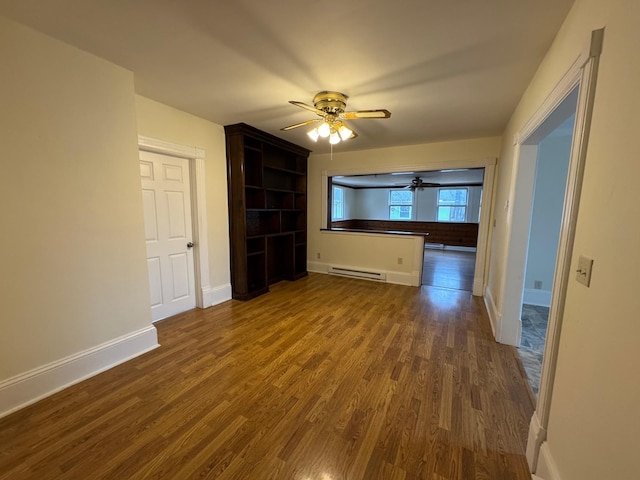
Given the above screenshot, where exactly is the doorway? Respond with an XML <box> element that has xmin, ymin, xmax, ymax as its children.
<box><xmin>140</xmin><ymin>150</ymin><xmax>196</xmax><ymax>321</ymax></box>
<box><xmin>518</xmin><ymin>109</ymin><xmax>576</xmax><ymax>396</ymax></box>
<box><xmin>421</xmin><ymin>247</ymin><xmax>476</xmax><ymax>291</ymax></box>
<box><xmin>326</xmin><ymin>167</ymin><xmax>489</xmax><ymax>294</ymax></box>
<box><xmin>514</xmin><ymin>29</ymin><xmax>603</xmax><ymax>472</ymax></box>
<box><xmin>137</xmin><ymin>135</ymin><xmax>214</xmax><ymax>319</ymax></box>
<box><xmin>421</xmin><ymin>175</ymin><xmax>484</xmax><ymax>291</ymax></box>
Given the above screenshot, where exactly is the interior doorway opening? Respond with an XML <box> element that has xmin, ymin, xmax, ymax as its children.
<box><xmin>138</xmin><ymin>135</ymin><xmax>213</xmax><ymax>316</ymax></box>
<box><xmin>328</xmin><ymin>168</ymin><xmax>485</xmax><ymax>293</ymax></box>
<box><xmin>421</xmin><ymin>246</ymin><xmax>476</xmax><ymax>291</ymax></box>
<box><xmin>517</xmin><ymin>105</ymin><xmax>576</xmax><ymax>396</ymax></box>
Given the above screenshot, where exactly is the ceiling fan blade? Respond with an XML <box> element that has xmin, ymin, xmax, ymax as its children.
<box><xmin>289</xmin><ymin>101</ymin><xmax>324</xmax><ymax>115</ymax></box>
<box><xmin>280</xmin><ymin>119</ymin><xmax>320</xmax><ymax>131</ymax></box>
<box><xmin>342</xmin><ymin>109</ymin><xmax>391</xmax><ymax>119</ymax></box>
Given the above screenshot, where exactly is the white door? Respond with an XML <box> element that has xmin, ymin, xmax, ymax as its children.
<box><xmin>140</xmin><ymin>151</ymin><xmax>196</xmax><ymax>322</ymax></box>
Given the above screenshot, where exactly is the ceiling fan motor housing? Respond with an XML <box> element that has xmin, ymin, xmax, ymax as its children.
<box><xmin>313</xmin><ymin>91</ymin><xmax>348</xmax><ymax>114</ymax></box>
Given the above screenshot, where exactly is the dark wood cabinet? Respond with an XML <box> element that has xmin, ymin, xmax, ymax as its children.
<box><xmin>225</xmin><ymin>123</ymin><xmax>311</xmax><ymax>300</ymax></box>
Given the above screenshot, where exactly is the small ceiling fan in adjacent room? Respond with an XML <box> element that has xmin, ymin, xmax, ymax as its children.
<box><xmin>281</xmin><ymin>91</ymin><xmax>391</xmax><ymax>145</ymax></box>
<box><xmin>404</xmin><ymin>176</ymin><xmax>441</xmax><ymax>191</ymax></box>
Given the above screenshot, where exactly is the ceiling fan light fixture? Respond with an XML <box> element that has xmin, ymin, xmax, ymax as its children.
<box><xmin>307</xmin><ymin>128</ymin><xmax>320</xmax><ymax>142</ymax></box>
<box><xmin>281</xmin><ymin>91</ymin><xmax>390</xmax><ymax>146</ymax></box>
<box><xmin>317</xmin><ymin>122</ymin><xmax>331</xmax><ymax>138</ymax></box>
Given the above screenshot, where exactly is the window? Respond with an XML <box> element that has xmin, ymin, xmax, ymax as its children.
<box><xmin>332</xmin><ymin>185</ymin><xmax>344</xmax><ymax>220</ymax></box>
<box><xmin>389</xmin><ymin>190</ymin><xmax>413</xmax><ymax>220</ymax></box>
<box><xmin>437</xmin><ymin>188</ymin><xmax>468</xmax><ymax>222</ymax></box>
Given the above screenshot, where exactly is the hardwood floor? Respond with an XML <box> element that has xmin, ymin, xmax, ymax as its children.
<box><xmin>422</xmin><ymin>248</ymin><xmax>476</xmax><ymax>292</ymax></box>
<box><xmin>0</xmin><ymin>274</ymin><xmax>533</xmax><ymax>479</ymax></box>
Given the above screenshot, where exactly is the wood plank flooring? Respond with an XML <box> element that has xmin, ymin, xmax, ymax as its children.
<box><xmin>0</xmin><ymin>273</ymin><xmax>533</xmax><ymax>479</ymax></box>
<box><xmin>422</xmin><ymin>248</ymin><xmax>476</xmax><ymax>292</ymax></box>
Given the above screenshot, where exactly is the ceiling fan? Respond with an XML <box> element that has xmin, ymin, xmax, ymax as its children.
<box><xmin>404</xmin><ymin>176</ymin><xmax>440</xmax><ymax>191</ymax></box>
<box><xmin>281</xmin><ymin>91</ymin><xmax>391</xmax><ymax>144</ymax></box>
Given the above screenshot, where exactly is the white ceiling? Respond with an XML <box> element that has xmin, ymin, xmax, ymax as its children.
<box><xmin>0</xmin><ymin>0</ymin><xmax>574</xmax><ymax>153</ymax></box>
<box><xmin>334</xmin><ymin>168</ymin><xmax>485</xmax><ymax>188</ymax></box>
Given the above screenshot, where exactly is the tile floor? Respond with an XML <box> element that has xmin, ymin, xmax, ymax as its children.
<box><xmin>518</xmin><ymin>304</ymin><xmax>550</xmax><ymax>397</ymax></box>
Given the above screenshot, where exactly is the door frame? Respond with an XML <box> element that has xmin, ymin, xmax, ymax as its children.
<box><xmin>499</xmin><ymin>88</ymin><xmax>579</xmax><ymax>347</ymax></box>
<box><xmin>493</xmin><ymin>30</ymin><xmax>603</xmax><ymax>472</ymax></box>
<box><xmin>321</xmin><ymin>157</ymin><xmax>496</xmax><ymax>296</ymax></box>
<box><xmin>138</xmin><ymin>135</ymin><xmax>212</xmax><ymax>309</ymax></box>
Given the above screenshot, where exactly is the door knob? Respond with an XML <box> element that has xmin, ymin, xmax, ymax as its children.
<box><xmin>187</xmin><ymin>242</ymin><xmax>194</xmax><ymax>249</ymax></box>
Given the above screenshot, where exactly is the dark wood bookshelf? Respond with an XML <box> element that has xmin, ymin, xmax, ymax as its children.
<box><xmin>225</xmin><ymin>123</ymin><xmax>311</xmax><ymax>300</ymax></box>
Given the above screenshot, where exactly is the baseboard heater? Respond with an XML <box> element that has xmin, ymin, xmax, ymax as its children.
<box><xmin>328</xmin><ymin>266</ymin><xmax>387</xmax><ymax>282</ymax></box>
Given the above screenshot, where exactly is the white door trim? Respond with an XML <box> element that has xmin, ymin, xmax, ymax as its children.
<box><xmin>321</xmin><ymin>157</ymin><xmax>497</xmax><ymax>296</ymax></box>
<box><xmin>497</xmin><ymin>29</ymin><xmax>604</xmax><ymax>473</ymax></box>
<box><xmin>138</xmin><ymin>135</ymin><xmax>212</xmax><ymax>309</ymax></box>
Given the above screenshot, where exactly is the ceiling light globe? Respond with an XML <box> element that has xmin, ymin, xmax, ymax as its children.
<box><xmin>307</xmin><ymin>128</ymin><xmax>320</xmax><ymax>142</ymax></box>
<box><xmin>329</xmin><ymin>132</ymin><xmax>341</xmax><ymax>145</ymax></box>
<box><xmin>318</xmin><ymin>122</ymin><xmax>331</xmax><ymax>137</ymax></box>
<box><xmin>338</xmin><ymin>124</ymin><xmax>353</xmax><ymax>141</ymax></box>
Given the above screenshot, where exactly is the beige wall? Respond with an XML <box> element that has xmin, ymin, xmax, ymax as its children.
<box><xmin>487</xmin><ymin>0</ymin><xmax>640</xmax><ymax>477</ymax></box>
<box><xmin>134</xmin><ymin>96</ymin><xmax>230</xmax><ymax>290</ymax></box>
<box><xmin>308</xmin><ymin>138</ymin><xmax>501</xmax><ymax>284</ymax></box>
<box><xmin>0</xmin><ymin>18</ymin><xmax>152</xmax><ymax>380</ymax></box>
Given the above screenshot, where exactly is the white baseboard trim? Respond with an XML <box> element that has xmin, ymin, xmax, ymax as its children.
<box><xmin>535</xmin><ymin>442</ymin><xmax>562</xmax><ymax>480</ymax></box>
<box><xmin>203</xmin><ymin>283</ymin><xmax>232</xmax><ymax>307</ymax></box>
<box><xmin>523</xmin><ymin>288</ymin><xmax>552</xmax><ymax>307</ymax></box>
<box><xmin>308</xmin><ymin>261</ymin><xmax>420</xmax><ymax>287</ymax></box>
<box><xmin>527</xmin><ymin>412</ymin><xmax>545</xmax><ymax>470</ymax></box>
<box><xmin>532</xmin><ymin>476</ymin><xmax>544</xmax><ymax>480</ymax></box>
<box><xmin>307</xmin><ymin>261</ymin><xmax>328</xmax><ymax>274</ymax></box>
<box><xmin>472</xmin><ymin>278</ymin><xmax>485</xmax><ymax>297</ymax></box>
<box><xmin>387</xmin><ymin>270</ymin><xmax>421</xmax><ymax>287</ymax></box>
<box><xmin>483</xmin><ymin>286</ymin><xmax>500</xmax><ymax>339</ymax></box>
<box><xmin>0</xmin><ymin>325</ymin><xmax>159</xmax><ymax>419</ymax></box>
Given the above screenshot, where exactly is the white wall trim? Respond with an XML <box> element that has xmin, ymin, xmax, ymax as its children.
<box><xmin>307</xmin><ymin>261</ymin><xmax>329</xmax><ymax>274</ymax></box>
<box><xmin>473</xmin><ymin>162</ymin><xmax>496</xmax><ymax>296</ymax></box>
<box><xmin>483</xmin><ymin>286</ymin><xmax>500</xmax><ymax>337</ymax></box>
<box><xmin>535</xmin><ymin>442</ymin><xmax>563</xmax><ymax>480</ymax></box>
<box><xmin>473</xmin><ymin>277</ymin><xmax>485</xmax><ymax>297</ymax></box>
<box><xmin>0</xmin><ymin>326</ymin><xmax>158</xmax><ymax>419</ymax></box>
<box><xmin>387</xmin><ymin>270</ymin><xmax>421</xmax><ymax>287</ymax></box>
<box><xmin>138</xmin><ymin>135</ymin><xmax>202</xmax><ymax>159</ymax></box>
<box><xmin>527</xmin><ymin>412</ymin><xmax>546</xmax><ymax>470</ymax></box>
<box><xmin>523</xmin><ymin>288</ymin><xmax>552</xmax><ymax>307</ymax></box>
<box><xmin>138</xmin><ymin>135</ymin><xmax>212</xmax><ymax>309</ymax></box>
<box><xmin>517</xmin><ymin>55</ymin><xmax>585</xmax><ymax>145</ymax></box>
<box><xmin>324</xmin><ymin>158</ymin><xmax>497</xmax><ymax>179</ymax></box>
<box><xmin>308</xmin><ymin>261</ymin><xmax>420</xmax><ymax>287</ymax></box>
<box><xmin>536</xmin><ymin>24</ymin><xmax>604</xmax><ymax>434</ymax></box>
<box><xmin>522</xmin><ymin>28</ymin><xmax>604</xmax><ymax>475</ymax></box>
<box><xmin>203</xmin><ymin>283</ymin><xmax>232</xmax><ymax>307</ymax></box>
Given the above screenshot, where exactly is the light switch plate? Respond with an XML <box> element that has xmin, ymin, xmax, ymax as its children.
<box><xmin>576</xmin><ymin>255</ymin><xmax>594</xmax><ymax>287</ymax></box>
